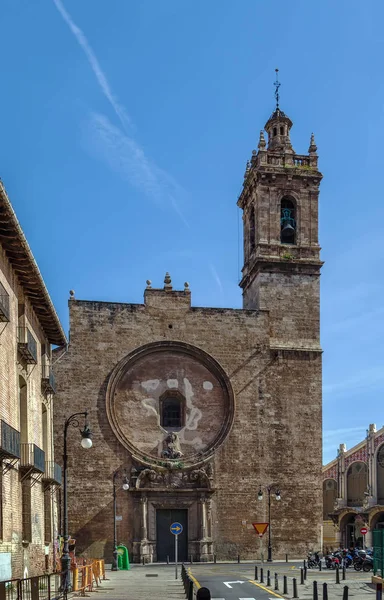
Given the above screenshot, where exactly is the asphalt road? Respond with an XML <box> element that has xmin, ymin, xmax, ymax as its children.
<box><xmin>188</xmin><ymin>562</ymin><xmax>371</xmax><ymax>600</ymax></box>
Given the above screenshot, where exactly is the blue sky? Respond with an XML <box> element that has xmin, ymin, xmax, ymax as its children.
<box><xmin>1</xmin><ymin>1</ymin><xmax>383</xmax><ymax>464</ymax></box>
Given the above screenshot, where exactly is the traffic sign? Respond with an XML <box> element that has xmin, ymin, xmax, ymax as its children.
<box><xmin>252</xmin><ymin>522</ymin><xmax>269</xmax><ymax>536</ymax></box>
<box><xmin>361</xmin><ymin>527</ymin><xmax>368</xmax><ymax>535</ymax></box>
<box><xmin>170</xmin><ymin>522</ymin><xmax>183</xmax><ymax>535</ymax></box>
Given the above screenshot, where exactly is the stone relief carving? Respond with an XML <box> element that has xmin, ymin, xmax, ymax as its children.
<box><xmin>133</xmin><ymin>465</ymin><xmax>212</xmax><ymax>490</ymax></box>
<box><xmin>161</xmin><ymin>432</ymin><xmax>183</xmax><ymax>459</ymax></box>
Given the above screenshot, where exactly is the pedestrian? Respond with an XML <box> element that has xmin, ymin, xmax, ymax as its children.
<box><xmin>196</xmin><ymin>587</ymin><xmax>211</xmax><ymax>600</ymax></box>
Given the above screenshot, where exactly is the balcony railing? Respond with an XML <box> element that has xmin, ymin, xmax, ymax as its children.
<box><xmin>17</xmin><ymin>327</ymin><xmax>38</xmax><ymax>364</ymax></box>
<box><xmin>43</xmin><ymin>461</ymin><xmax>62</xmax><ymax>485</ymax></box>
<box><xmin>0</xmin><ymin>419</ymin><xmax>20</xmax><ymax>460</ymax></box>
<box><xmin>0</xmin><ymin>282</ymin><xmax>10</xmax><ymax>322</ymax></box>
<box><xmin>20</xmin><ymin>443</ymin><xmax>45</xmax><ymax>473</ymax></box>
<box><xmin>41</xmin><ymin>365</ymin><xmax>56</xmax><ymax>395</ymax></box>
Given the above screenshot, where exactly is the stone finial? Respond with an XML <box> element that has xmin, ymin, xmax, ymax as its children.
<box><xmin>184</xmin><ymin>282</ymin><xmax>190</xmax><ymax>292</ymax></box>
<box><xmin>258</xmin><ymin>130</ymin><xmax>266</xmax><ymax>150</ymax></box>
<box><xmin>146</xmin><ymin>280</ymin><xmax>152</xmax><ymax>289</ymax></box>
<box><xmin>69</xmin><ymin>290</ymin><xmax>75</xmax><ymax>299</ymax></box>
<box><xmin>244</xmin><ymin>160</ymin><xmax>251</xmax><ymax>179</ymax></box>
<box><xmin>339</xmin><ymin>443</ymin><xmax>346</xmax><ymax>454</ymax></box>
<box><xmin>164</xmin><ymin>272</ymin><xmax>172</xmax><ymax>290</ymax></box>
<box><xmin>308</xmin><ymin>132</ymin><xmax>317</xmax><ymax>154</ymax></box>
<box><xmin>369</xmin><ymin>423</ymin><xmax>377</xmax><ymax>433</ymax></box>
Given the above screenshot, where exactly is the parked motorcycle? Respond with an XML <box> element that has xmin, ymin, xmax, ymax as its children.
<box><xmin>362</xmin><ymin>556</ymin><xmax>374</xmax><ymax>572</ymax></box>
<box><xmin>325</xmin><ymin>553</ymin><xmax>341</xmax><ymax>569</ymax></box>
<box><xmin>307</xmin><ymin>552</ymin><xmax>321</xmax><ymax>568</ymax></box>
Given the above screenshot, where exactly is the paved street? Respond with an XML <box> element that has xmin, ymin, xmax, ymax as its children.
<box><xmin>189</xmin><ymin>562</ymin><xmax>377</xmax><ymax>599</ymax></box>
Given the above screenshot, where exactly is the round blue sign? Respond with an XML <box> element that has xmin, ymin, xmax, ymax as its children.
<box><xmin>170</xmin><ymin>522</ymin><xmax>183</xmax><ymax>535</ymax></box>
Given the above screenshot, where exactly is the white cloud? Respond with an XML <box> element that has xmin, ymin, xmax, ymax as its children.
<box><xmin>52</xmin><ymin>0</ymin><xmax>188</xmax><ymax>223</ymax></box>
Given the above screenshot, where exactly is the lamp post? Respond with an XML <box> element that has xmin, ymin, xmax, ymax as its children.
<box><xmin>61</xmin><ymin>412</ymin><xmax>93</xmax><ymax>599</ymax></box>
<box><xmin>112</xmin><ymin>470</ymin><xmax>130</xmax><ymax>571</ymax></box>
<box><xmin>258</xmin><ymin>484</ymin><xmax>281</xmax><ymax>562</ymax></box>
<box><xmin>111</xmin><ymin>471</ymin><xmax>129</xmax><ymax>571</ymax></box>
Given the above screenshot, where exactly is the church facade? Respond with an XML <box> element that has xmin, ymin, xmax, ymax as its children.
<box><xmin>53</xmin><ymin>103</ymin><xmax>324</xmax><ymax>562</ymax></box>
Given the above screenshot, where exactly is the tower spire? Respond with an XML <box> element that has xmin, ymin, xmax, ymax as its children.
<box><xmin>274</xmin><ymin>68</ymin><xmax>280</xmax><ymax>110</ymax></box>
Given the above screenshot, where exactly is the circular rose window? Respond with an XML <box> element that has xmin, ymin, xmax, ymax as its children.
<box><xmin>106</xmin><ymin>341</ymin><xmax>234</xmax><ymax>467</ymax></box>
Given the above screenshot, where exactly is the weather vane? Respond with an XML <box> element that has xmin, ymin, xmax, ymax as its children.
<box><xmin>274</xmin><ymin>68</ymin><xmax>280</xmax><ymax>110</ymax></box>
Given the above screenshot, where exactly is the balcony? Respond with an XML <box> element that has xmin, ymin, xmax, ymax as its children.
<box><xmin>0</xmin><ymin>282</ymin><xmax>10</xmax><ymax>322</ymax></box>
<box><xmin>20</xmin><ymin>443</ymin><xmax>45</xmax><ymax>474</ymax></box>
<box><xmin>0</xmin><ymin>419</ymin><xmax>20</xmax><ymax>460</ymax></box>
<box><xmin>17</xmin><ymin>327</ymin><xmax>38</xmax><ymax>364</ymax></box>
<box><xmin>41</xmin><ymin>365</ymin><xmax>56</xmax><ymax>395</ymax></box>
<box><xmin>43</xmin><ymin>461</ymin><xmax>62</xmax><ymax>485</ymax></box>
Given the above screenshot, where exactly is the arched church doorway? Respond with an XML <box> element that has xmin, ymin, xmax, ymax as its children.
<box><xmin>339</xmin><ymin>512</ymin><xmax>365</xmax><ymax>549</ymax></box>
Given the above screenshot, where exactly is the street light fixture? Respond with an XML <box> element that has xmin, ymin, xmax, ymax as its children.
<box><xmin>61</xmin><ymin>412</ymin><xmax>92</xmax><ymax>599</ymax></box>
<box><xmin>257</xmin><ymin>484</ymin><xmax>281</xmax><ymax>562</ymax></box>
<box><xmin>111</xmin><ymin>470</ymin><xmax>130</xmax><ymax>571</ymax></box>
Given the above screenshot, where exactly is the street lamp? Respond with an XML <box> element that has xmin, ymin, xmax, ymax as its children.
<box><xmin>111</xmin><ymin>470</ymin><xmax>130</xmax><ymax>571</ymax></box>
<box><xmin>61</xmin><ymin>412</ymin><xmax>92</xmax><ymax>599</ymax></box>
<box><xmin>257</xmin><ymin>484</ymin><xmax>281</xmax><ymax>562</ymax></box>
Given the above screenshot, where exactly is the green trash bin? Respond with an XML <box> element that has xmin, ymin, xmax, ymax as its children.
<box><xmin>117</xmin><ymin>545</ymin><xmax>130</xmax><ymax>570</ymax></box>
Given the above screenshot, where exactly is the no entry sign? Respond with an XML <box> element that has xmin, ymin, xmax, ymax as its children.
<box><xmin>361</xmin><ymin>527</ymin><xmax>368</xmax><ymax>535</ymax></box>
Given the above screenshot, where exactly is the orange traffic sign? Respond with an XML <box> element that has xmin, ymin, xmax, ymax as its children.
<box><xmin>252</xmin><ymin>522</ymin><xmax>269</xmax><ymax>536</ymax></box>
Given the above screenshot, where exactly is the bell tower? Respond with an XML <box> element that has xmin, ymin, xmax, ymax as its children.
<box><xmin>238</xmin><ymin>72</ymin><xmax>323</xmax><ymax>349</ymax></box>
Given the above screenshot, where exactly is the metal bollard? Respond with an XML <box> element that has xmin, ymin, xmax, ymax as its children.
<box><xmin>167</xmin><ymin>555</ymin><xmax>169</xmax><ymax>565</ymax></box>
<box><xmin>254</xmin><ymin>566</ymin><xmax>258</xmax><ymax>581</ymax></box>
<box><xmin>260</xmin><ymin>568</ymin><xmax>264</xmax><ymax>584</ymax></box>
<box><xmin>323</xmin><ymin>582</ymin><xmax>328</xmax><ymax>600</ymax></box>
<box><xmin>303</xmin><ymin>559</ymin><xmax>307</xmax><ymax>569</ymax></box>
<box><xmin>376</xmin><ymin>582</ymin><xmax>383</xmax><ymax>600</ymax></box>
<box><xmin>343</xmin><ymin>585</ymin><xmax>349</xmax><ymax>600</ymax></box>
<box><xmin>267</xmin><ymin>570</ymin><xmax>271</xmax><ymax>587</ymax></box>
<box><xmin>238</xmin><ymin>554</ymin><xmax>240</xmax><ymax>564</ymax></box>
<box><xmin>274</xmin><ymin>573</ymin><xmax>279</xmax><ymax>591</ymax></box>
<box><xmin>142</xmin><ymin>556</ymin><xmax>145</xmax><ymax>565</ymax></box>
<box><xmin>188</xmin><ymin>579</ymin><xmax>193</xmax><ymax>600</ymax></box>
<box><xmin>304</xmin><ymin>565</ymin><xmax>307</xmax><ymax>580</ymax></box>
<box><xmin>300</xmin><ymin>568</ymin><xmax>304</xmax><ymax>585</ymax></box>
<box><xmin>293</xmin><ymin>578</ymin><xmax>298</xmax><ymax>599</ymax></box>
<box><xmin>313</xmin><ymin>580</ymin><xmax>318</xmax><ymax>600</ymax></box>
<box><xmin>285</xmin><ymin>553</ymin><xmax>288</xmax><ymax>563</ymax></box>
<box><xmin>283</xmin><ymin>575</ymin><xmax>288</xmax><ymax>594</ymax></box>
<box><xmin>190</xmin><ymin>555</ymin><xmax>193</xmax><ymax>564</ymax></box>
<box><xmin>319</xmin><ymin>560</ymin><xmax>322</xmax><ymax>571</ymax></box>
<box><xmin>342</xmin><ymin>565</ymin><xmax>346</xmax><ymax>580</ymax></box>
<box><xmin>214</xmin><ymin>554</ymin><xmax>216</xmax><ymax>564</ymax></box>
<box><xmin>336</xmin><ymin>566</ymin><xmax>340</xmax><ymax>584</ymax></box>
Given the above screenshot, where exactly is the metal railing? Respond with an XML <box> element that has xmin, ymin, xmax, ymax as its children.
<box><xmin>20</xmin><ymin>443</ymin><xmax>45</xmax><ymax>473</ymax></box>
<box><xmin>42</xmin><ymin>365</ymin><xmax>56</xmax><ymax>395</ymax></box>
<box><xmin>17</xmin><ymin>327</ymin><xmax>38</xmax><ymax>364</ymax></box>
<box><xmin>0</xmin><ymin>282</ymin><xmax>10</xmax><ymax>322</ymax></box>
<box><xmin>43</xmin><ymin>461</ymin><xmax>62</xmax><ymax>485</ymax></box>
<box><xmin>0</xmin><ymin>420</ymin><xmax>20</xmax><ymax>459</ymax></box>
<box><xmin>0</xmin><ymin>573</ymin><xmax>62</xmax><ymax>600</ymax></box>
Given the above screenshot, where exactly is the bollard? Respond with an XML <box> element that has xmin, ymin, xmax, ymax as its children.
<box><xmin>214</xmin><ymin>554</ymin><xmax>216</xmax><ymax>564</ymax></box>
<box><xmin>142</xmin><ymin>556</ymin><xmax>145</xmax><ymax>565</ymax></box>
<box><xmin>336</xmin><ymin>566</ymin><xmax>340</xmax><ymax>584</ymax></box>
<box><xmin>254</xmin><ymin>566</ymin><xmax>258</xmax><ymax>581</ymax></box>
<box><xmin>376</xmin><ymin>582</ymin><xmax>383</xmax><ymax>600</ymax></box>
<box><xmin>342</xmin><ymin>565</ymin><xmax>346</xmax><ymax>580</ymax></box>
<box><xmin>238</xmin><ymin>554</ymin><xmax>240</xmax><ymax>564</ymax></box>
<box><xmin>342</xmin><ymin>585</ymin><xmax>348</xmax><ymax>600</ymax></box>
<box><xmin>274</xmin><ymin>573</ymin><xmax>278</xmax><ymax>591</ymax></box>
<box><xmin>293</xmin><ymin>578</ymin><xmax>298</xmax><ymax>599</ymax></box>
<box><xmin>188</xmin><ymin>579</ymin><xmax>194</xmax><ymax>600</ymax></box>
<box><xmin>323</xmin><ymin>582</ymin><xmax>328</xmax><ymax>600</ymax></box>
<box><xmin>319</xmin><ymin>560</ymin><xmax>322</xmax><ymax>571</ymax></box>
<box><xmin>190</xmin><ymin>555</ymin><xmax>193</xmax><ymax>564</ymax></box>
<box><xmin>303</xmin><ymin>559</ymin><xmax>307</xmax><ymax>569</ymax></box>
<box><xmin>196</xmin><ymin>588</ymin><xmax>211</xmax><ymax>600</ymax></box>
<box><xmin>267</xmin><ymin>570</ymin><xmax>271</xmax><ymax>587</ymax></box>
<box><xmin>167</xmin><ymin>555</ymin><xmax>169</xmax><ymax>565</ymax></box>
<box><xmin>260</xmin><ymin>567</ymin><xmax>264</xmax><ymax>584</ymax></box>
<box><xmin>285</xmin><ymin>553</ymin><xmax>288</xmax><ymax>563</ymax></box>
<box><xmin>304</xmin><ymin>565</ymin><xmax>307</xmax><ymax>580</ymax></box>
<box><xmin>300</xmin><ymin>568</ymin><xmax>304</xmax><ymax>585</ymax></box>
<box><xmin>313</xmin><ymin>580</ymin><xmax>318</xmax><ymax>600</ymax></box>
<box><xmin>283</xmin><ymin>575</ymin><xmax>288</xmax><ymax>595</ymax></box>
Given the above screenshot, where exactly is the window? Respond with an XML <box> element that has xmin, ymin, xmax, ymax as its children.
<box><xmin>160</xmin><ymin>392</ymin><xmax>185</xmax><ymax>430</ymax></box>
<box><xmin>280</xmin><ymin>126</ymin><xmax>284</xmax><ymax>135</ymax></box>
<box><xmin>273</xmin><ymin>127</ymin><xmax>277</xmax><ymax>137</ymax></box>
<box><xmin>22</xmin><ymin>479</ymin><xmax>32</xmax><ymax>542</ymax></box>
<box><xmin>249</xmin><ymin>207</ymin><xmax>255</xmax><ymax>253</ymax></box>
<box><xmin>323</xmin><ymin>479</ymin><xmax>337</xmax><ymax>519</ymax></box>
<box><xmin>280</xmin><ymin>197</ymin><xmax>296</xmax><ymax>244</ymax></box>
<box><xmin>347</xmin><ymin>462</ymin><xmax>367</xmax><ymax>507</ymax></box>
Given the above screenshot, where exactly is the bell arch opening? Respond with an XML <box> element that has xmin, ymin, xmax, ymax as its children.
<box><xmin>280</xmin><ymin>197</ymin><xmax>296</xmax><ymax>245</ymax></box>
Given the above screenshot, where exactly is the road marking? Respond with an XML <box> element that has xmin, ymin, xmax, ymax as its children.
<box><xmin>239</xmin><ymin>598</ymin><xmax>256</xmax><ymax>599</ymax></box>
<box><xmin>248</xmin><ymin>580</ymin><xmax>284</xmax><ymax>598</ymax></box>
<box><xmin>187</xmin><ymin>569</ymin><xmax>201</xmax><ymax>590</ymax></box>
<box><xmin>224</xmin><ymin>580</ymin><xmax>246</xmax><ymax>588</ymax></box>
